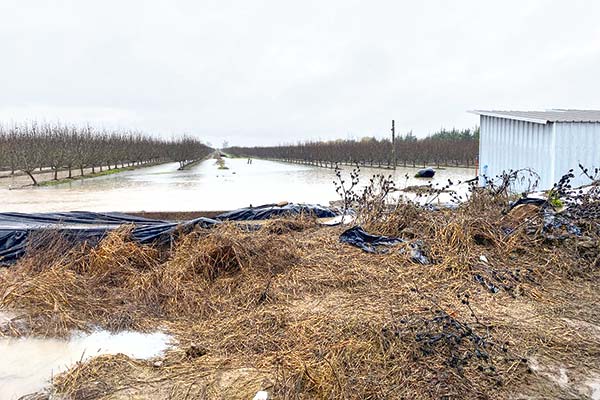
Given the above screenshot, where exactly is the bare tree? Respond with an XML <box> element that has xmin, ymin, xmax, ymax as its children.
<box><xmin>0</xmin><ymin>122</ymin><xmax>213</xmax><ymax>185</ymax></box>
<box><xmin>226</xmin><ymin>127</ymin><xmax>478</xmax><ymax>169</ymax></box>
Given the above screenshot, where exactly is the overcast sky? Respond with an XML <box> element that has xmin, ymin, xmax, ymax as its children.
<box><xmin>0</xmin><ymin>1</ymin><xmax>599</xmax><ymax>146</ymax></box>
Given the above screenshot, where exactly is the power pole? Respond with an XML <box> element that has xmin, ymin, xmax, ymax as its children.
<box><xmin>391</xmin><ymin>119</ymin><xmax>396</xmax><ymax>169</ymax></box>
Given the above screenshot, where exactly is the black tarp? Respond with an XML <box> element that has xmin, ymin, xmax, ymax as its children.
<box><xmin>216</xmin><ymin>203</ymin><xmax>338</xmax><ymax>221</ymax></box>
<box><xmin>415</xmin><ymin>167</ymin><xmax>435</xmax><ymax>178</ymax></box>
<box><xmin>0</xmin><ymin>211</ymin><xmax>219</xmax><ymax>265</ymax></box>
<box><xmin>508</xmin><ymin>197</ymin><xmax>548</xmax><ymax>209</ymax></box>
<box><xmin>339</xmin><ymin>226</ymin><xmax>429</xmax><ymax>264</ymax></box>
<box><xmin>339</xmin><ymin>226</ymin><xmax>404</xmax><ymax>253</ymax></box>
<box><xmin>0</xmin><ymin>203</ymin><xmax>338</xmax><ymax>265</ymax></box>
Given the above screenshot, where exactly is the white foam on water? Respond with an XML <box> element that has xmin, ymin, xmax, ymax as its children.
<box><xmin>0</xmin><ymin>328</ymin><xmax>171</xmax><ymax>400</ymax></box>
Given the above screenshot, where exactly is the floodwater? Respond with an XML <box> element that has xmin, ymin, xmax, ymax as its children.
<box><xmin>0</xmin><ymin>321</ymin><xmax>171</xmax><ymax>399</ymax></box>
<box><xmin>0</xmin><ymin>158</ymin><xmax>475</xmax><ymax>213</ymax></box>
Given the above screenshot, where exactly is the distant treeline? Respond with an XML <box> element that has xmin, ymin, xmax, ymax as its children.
<box><xmin>0</xmin><ymin>122</ymin><xmax>212</xmax><ymax>185</ymax></box>
<box><xmin>226</xmin><ymin>127</ymin><xmax>479</xmax><ymax>169</ymax></box>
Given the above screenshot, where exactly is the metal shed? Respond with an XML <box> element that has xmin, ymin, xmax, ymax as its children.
<box><xmin>471</xmin><ymin>110</ymin><xmax>600</xmax><ymax>190</ymax></box>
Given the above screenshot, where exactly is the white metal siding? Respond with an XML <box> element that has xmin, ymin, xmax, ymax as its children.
<box><xmin>553</xmin><ymin>122</ymin><xmax>600</xmax><ymax>187</ymax></box>
<box><xmin>479</xmin><ymin>116</ymin><xmax>600</xmax><ymax>190</ymax></box>
<box><xmin>479</xmin><ymin>116</ymin><xmax>553</xmax><ymax>190</ymax></box>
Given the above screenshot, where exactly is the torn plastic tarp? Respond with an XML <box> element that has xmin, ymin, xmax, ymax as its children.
<box><xmin>340</xmin><ymin>226</ymin><xmax>403</xmax><ymax>253</ymax></box>
<box><xmin>509</xmin><ymin>197</ymin><xmax>548</xmax><ymax>210</ymax></box>
<box><xmin>407</xmin><ymin>240</ymin><xmax>430</xmax><ymax>265</ymax></box>
<box><xmin>506</xmin><ymin>197</ymin><xmax>582</xmax><ymax>238</ymax></box>
<box><xmin>0</xmin><ymin>203</ymin><xmax>338</xmax><ymax>265</ymax></box>
<box><xmin>216</xmin><ymin>203</ymin><xmax>338</xmax><ymax>221</ymax></box>
<box><xmin>339</xmin><ymin>226</ymin><xmax>429</xmax><ymax>264</ymax></box>
<box><xmin>0</xmin><ymin>211</ymin><xmax>218</xmax><ymax>265</ymax></box>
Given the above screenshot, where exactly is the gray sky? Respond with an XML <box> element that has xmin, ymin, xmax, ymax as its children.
<box><xmin>1</xmin><ymin>0</ymin><xmax>599</xmax><ymax>146</ymax></box>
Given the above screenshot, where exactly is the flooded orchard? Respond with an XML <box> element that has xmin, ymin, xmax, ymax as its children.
<box><xmin>0</xmin><ymin>157</ymin><xmax>477</xmax><ymax>398</ymax></box>
<box><xmin>0</xmin><ymin>157</ymin><xmax>475</xmax><ymax>213</ymax></box>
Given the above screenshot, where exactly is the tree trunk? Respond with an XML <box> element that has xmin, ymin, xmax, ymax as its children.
<box><xmin>54</xmin><ymin>169</ymin><xmax>58</xmax><ymax>180</ymax></box>
<box><xmin>25</xmin><ymin>171</ymin><xmax>38</xmax><ymax>186</ymax></box>
<box><xmin>68</xmin><ymin>167</ymin><xmax>72</xmax><ymax>178</ymax></box>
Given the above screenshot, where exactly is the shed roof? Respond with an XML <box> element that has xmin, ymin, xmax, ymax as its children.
<box><xmin>470</xmin><ymin>109</ymin><xmax>600</xmax><ymax>124</ymax></box>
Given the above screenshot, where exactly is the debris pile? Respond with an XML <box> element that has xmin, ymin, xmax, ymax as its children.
<box><xmin>0</xmin><ymin>170</ymin><xmax>599</xmax><ymax>399</ymax></box>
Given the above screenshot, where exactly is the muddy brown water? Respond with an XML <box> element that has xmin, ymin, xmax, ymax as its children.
<box><xmin>0</xmin><ymin>158</ymin><xmax>475</xmax><ymax>213</ymax></box>
<box><xmin>0</xmin><ymin>312</ymin><xmax>171</xmax><ymax>399</ymax></box>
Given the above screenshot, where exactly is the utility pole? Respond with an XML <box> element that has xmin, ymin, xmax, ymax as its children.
<box><xmin>391</xmin><ymin>119</ymin><xmax>396</xmax><ymax>169</ymax></box>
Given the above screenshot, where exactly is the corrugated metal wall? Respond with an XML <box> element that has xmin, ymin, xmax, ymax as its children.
<box><xmin>479</xmin><ymin>116</ymin><xmax>600</xmax><ymax>190</ymax></box>
<box><xmin>554</xmin><ymin>122</ymin><xmax>600</xmax><ymax>188</ymax></box>
<box><xmin>479</xmin><ymin>115</ymin><xmax>553</xmax><ymax>190</ymax></box>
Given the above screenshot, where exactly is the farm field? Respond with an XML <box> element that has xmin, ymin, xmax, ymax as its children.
<box><xmin>2</xmin><ymin>1</ymin><xmax>599</xmax><ymax>399</ymax></box>
<box><xmin>0</xmin><ymin>157</ymin><xmax>475</xmax><ymax>213</ymax></box>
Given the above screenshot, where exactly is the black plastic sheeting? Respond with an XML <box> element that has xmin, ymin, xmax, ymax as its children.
<box><xmin>216</xmin><ymin>203</ymin><xmax>337</xmax><ymax>221</ymax></box>
<box><xmin>0</xmin><ymin>211</ymin><xmax>215</xmax><ymax>265</ymax></box>
<box><xmin>339</xmin><ymin>226</ymin><xmax>429</xmax><ymax>264</ymax></box>
<box><xmin>415</xmin><ymin>167</ymin><xmax>435</xmax><ymax>178</ymax></box>
<box><xmin>507</xmin><ymin>197</ymin><xmax>582</xmax><ymax>237</ymax></box>
<box><xmin>0</xmin><ymin>203</ymin><xmax>339</xmax><ymax>265</ymax></box>
<box><xmin>509</xmin><ymin>197</ymin><xmax>548</xmax><ymax>209</ymax></box>
<box><xmin>339</xmin><ymin>226</ymin><xmax>403</xmax><ymax>253</ymax></box>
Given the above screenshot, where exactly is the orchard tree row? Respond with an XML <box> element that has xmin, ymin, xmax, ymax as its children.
<box><xmin>0</xmin><ymin>122</ymin><xmax>212</xmax><ymax>185</ymax></box>
<box><xmin>226</xmin><ymin>128</ymin><xmax>479</xmax><ymax>169</ymax></box>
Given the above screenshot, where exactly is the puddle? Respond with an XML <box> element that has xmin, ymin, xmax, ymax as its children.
<box><xmin>586</xmin><ymin>378</ymin><xmax>600</xmax><ymax>400</ymax></box>
<box><xmin>528</xmin><ymin>357</ymin><xmax>600</xmax><ymax>399</ymax></box>
<box><xmin>0</xmin><ymin>328</ymin><xmax>171</xmax><ymax>399</ymax></box>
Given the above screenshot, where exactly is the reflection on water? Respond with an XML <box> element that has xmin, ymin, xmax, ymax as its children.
<box><xmin>0</xmin><ymin>158</ymin><xmax>476</xmax><ymax>212</ymax></box>
<box><xmin>0</xmin><ymin>326</ymin><xmax>171</xmax><ymax>399</ymax></box>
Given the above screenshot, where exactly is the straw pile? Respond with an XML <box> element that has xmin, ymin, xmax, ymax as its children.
<box><xmin>1</xmin><ymin>194</ymin><xmax>599</xmax><ymax>399</ymax></box>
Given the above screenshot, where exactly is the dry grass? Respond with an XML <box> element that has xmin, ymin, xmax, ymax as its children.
<box><xmin>1</xmin><ymin>203</ymin><xmax>599</xmax><ymax>399</ymax></box>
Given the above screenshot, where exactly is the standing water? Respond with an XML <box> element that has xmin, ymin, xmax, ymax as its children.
<box><xmin>0</xmin><ymin>321</ymin><xmax>171</xmax><ymax>399</ymax></box>
<box><xmin>0</xmin><ymin>158</ymin><xmax>475</xmax><ymax>213</ymax></box>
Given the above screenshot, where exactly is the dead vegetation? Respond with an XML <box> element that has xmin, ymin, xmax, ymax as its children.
<box><xmin>1</xmin><ymin>176</ymin><xmax>600</xmax><ymax>399</ymax></box>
